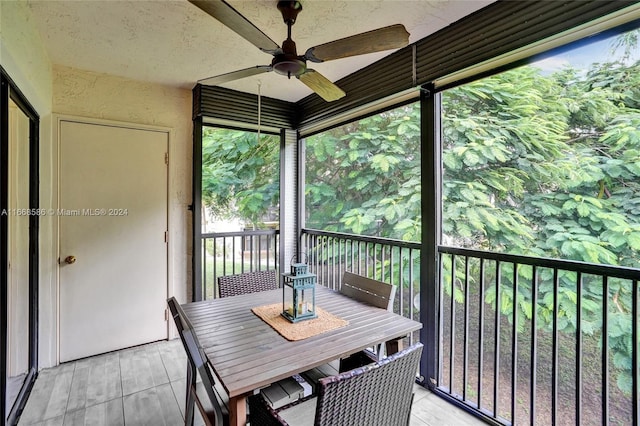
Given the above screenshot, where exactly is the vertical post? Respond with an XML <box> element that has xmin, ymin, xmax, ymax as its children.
<box><xmin>463</xmin><ymin>256</ymin><xmax>470</xmax><ymax>400</ymax></box>
<box><xmin>478</xmin><ymin>259</ymin><xmax>486</xmax><ymax>409</ymax></box>
<box><xmin>510</xmin><ymin>263</ymin><xmax>518</xmax><ymax>424</ymax></box>
<box><xmin>450</xmin><ymin>255</ymin><xmax>456</xmax><ymax>393</ymax></box>
<box><xmin>494</xmin><ymin>261</ymin><xmax>501</xmax><ymax>418</ymax></box>
<box><xmin>602</xmin><ymin>276</ymin><xmax>610</xmax><ymax>426</ymax></box>
<box><xmin>192</xmin><ymin>116</ymin><xmax>203</xmax><ymax>301</ymax></box>
<box><xmin>0</xmin><ymin>71</ymin><xmax>10</xmax><ymax>426</ymax></box>
<box><xmin>576</xmin><ymin>271</ymin><xmax>583</xmax><ymax>425</ymax></box>
<box><xmin>421</xmin><ymin>82</ymin><xmax>442</xmax><ymax>388</ymax></box>
<box><xmin>202</xmin><ymin>236</ymin><xmax>207</xmax><ymax>300</ymax></box>
<box><xmin>1</xmin><ymin>68</ymin><xmax>40</xmax><ymax>425</ymax></box>
<box><xmin>297</xmin><ymin>131</ymin><xmax>305</xmax><ymax>258</ymax></box>
<box><xmin>552</xmin><ymin>268</ymin><xmax>559</xmax><ymax>425</ymax></box>
<box><xmin>633</xmin><ymin>279</ymin><xmax>638</xmax><ymax>426</ymax></box>
<box><xmin>530</xmin><ymin>266</ymin><xmax>538</xmax><ymax>425</ymax></box>
<box><xmin>280</xmin><ymin>129</ymin><xmax>299</xmax><ymax>282</ymax></box>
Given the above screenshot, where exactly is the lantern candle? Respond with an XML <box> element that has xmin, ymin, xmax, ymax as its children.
<box><xmin>282</xmin><ymin>261</ymin><xmax>317</xmax><ymax>323</ymax></box>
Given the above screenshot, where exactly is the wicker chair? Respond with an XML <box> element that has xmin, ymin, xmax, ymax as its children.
<box><xmin>167</xmin><ymin>297</ymin><xmax>229</xmax><ymax>426</ymax></box>
<box><xmin>248</xmin><ymin>343</ymin><xmax>423</xmax><ymax>426</ymax></box>
<box><xmin>217</xmin><ymin>270</ymin><xmax>278</xmax><ymax>298</ymax></box>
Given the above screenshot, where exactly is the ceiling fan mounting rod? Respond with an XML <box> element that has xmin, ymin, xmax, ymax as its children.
<box><xmin>277</xmin><ymin>1</ymin><xmax>302</xmax><ymax>25</ymax></box>
<box><xmin>272</xmin><ymin>0</ymin><xmax>306</xmax><ymax>78</ymax></box>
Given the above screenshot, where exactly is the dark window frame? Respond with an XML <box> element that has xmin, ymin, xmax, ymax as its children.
<box><xmin>192</xmin><ymin>122</ymin><xmax>281</xmax><ymax>301</ymax></box>
<box><xmin>1</xmin><ymin>67</ymin><xmax>40</xmax><ymax>426</ymax></box>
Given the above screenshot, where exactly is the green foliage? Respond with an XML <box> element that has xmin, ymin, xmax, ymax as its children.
<box><xmin>305</xmin><ymin>105</ymin><xmax>422</xmax><ymax>241</ymax></box>
<box><xmin>441</xmin><ymin>35</ymin><xmax>640</xmax><ymax>396</ymax></box>
<box><xmin>201</xmin><ymin>128</ymin><xmax>280</xmax><ymax>226</ymax></box>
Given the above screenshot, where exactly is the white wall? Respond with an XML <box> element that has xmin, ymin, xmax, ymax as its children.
<box><xmin>1</xmin><ymin>0</ymin><xmax>56</xmax><ymax>368</ymax></box>
<box><xmin>48</xmin><ymin>66</ymin><xmax>193</xmax><ymax>366</ymax></box>
<box><xmin>2</xmin><ymin>2</ymin><xmax>193</xmax><ymax>368</ymax></box>
<box><xmin>0</xmin><ymin>1</ymin><xmax>53</xmax><ymax>115</ymax></box>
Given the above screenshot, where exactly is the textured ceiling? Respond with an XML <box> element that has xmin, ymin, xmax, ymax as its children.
<box><xmin>26</xmin><ymin>0</ymin><xmax>494</xmax><ymax>102</ymax></box>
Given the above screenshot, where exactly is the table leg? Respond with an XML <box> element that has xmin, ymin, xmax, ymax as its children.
<box><xmin>385</xmin><ymin>337</ymin><xmax>403</xmax><ymax>355</ymax></box>
<box><xmin>229</xmin><ymin>394</ymin><xmax>248</xmax><ymax>426</ymax></box>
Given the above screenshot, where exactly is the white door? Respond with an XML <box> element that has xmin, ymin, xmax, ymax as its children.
<box><xmin>59</xmin><ymin>120</ymin><xmax>168</xmax><ymax>362</ymax></box>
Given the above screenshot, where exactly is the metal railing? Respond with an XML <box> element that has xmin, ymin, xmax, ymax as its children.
<box><xmin>301</xmin><ymin>228</ymin><xmax>421</xmax><ymax>346</ymax></box>
<box><xmin>437</xmin><ymin>246</ymin><xmax>639</xmax><ymax>426</ymax></box>
<box><xmin>201</xmin><ymin>229</ymin><xmax>279</xmax><ymax>299</ymax></box>
<box><xmin>301</xmin><ymin>229</ymin><xmax>639</xmax><ymax>426</ymax></box>
<box><xmin>200</xmin><ymin>228</ymin><xmax>639</xmax><ymax>425</ymax></box>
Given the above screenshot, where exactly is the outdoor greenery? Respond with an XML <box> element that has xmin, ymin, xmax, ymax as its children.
<box><xmin>305</xmin><ymin>106</ymin><xmax>421</xmax><ymax>241</ymax></box>
<box><xmin>439</xmin><ymin>40</ymin><xmax>640</xmax><ymax>396</ymax></box>
<box><xmin>201</xmin><ymin>30</ymin><xmax>640</xmax><ymax>397</ymax></box>
<box><xmin>201</xmin><ymin>128</ymin><xmax>280</xmax><ymax>226</ymax></box>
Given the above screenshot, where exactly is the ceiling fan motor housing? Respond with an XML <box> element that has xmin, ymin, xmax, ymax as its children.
<box><xmin>273</xmin><ymin>2</ymin><xmax>306</xmax><ymax>77</ymax></box>
<box><xmin>272</xmin><ymin>54</ymin><xmax>306</xmax><ymax>77</ymax></box>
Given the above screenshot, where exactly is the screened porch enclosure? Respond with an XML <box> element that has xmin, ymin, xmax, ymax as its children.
<box><xmin>191</xmin><ymin>2</ymin><xmax>640</xmax><ymax>426</ymax></box>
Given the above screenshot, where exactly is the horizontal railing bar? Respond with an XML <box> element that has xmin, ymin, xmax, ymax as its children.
<box><xmin>202</xmin><ymin>229</ymin><xmax>279</xmax><ymax>238</ymax></box>
<box><xmin>431</xmin><ymin>388</ymin><xmax>508</xmax><ymax>426</ymax></box>
<box><xmin>302</xmin><ymin>228</ymin><xmax>421</xmax><ymax>249</ymax></box>
<box><xmin>439</xmin><ymin>245</ymin><xmax>640</xmax><ymax>280</ymax></box>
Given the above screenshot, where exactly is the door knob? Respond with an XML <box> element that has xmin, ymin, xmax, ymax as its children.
<box><xmin>65</xmin><ymin>255</ymin><xmax>77</xmax><ymax>264</ymax></box>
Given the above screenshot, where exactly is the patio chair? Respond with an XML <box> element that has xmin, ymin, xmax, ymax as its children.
<box><xmin>167</xmin><ymin>297</ymin><xmax>229</xmax><ymax>426</ymax></box>
<box><xmin>340</xmin><ymin>271</ymin><xmax>397</xmax><ymax>310</ymax></box>
<box><xmin>217</xmin><ymin>269</ymin><xmax>278</xmax><ymax>298</ymax></box>
<box><xmin>338</xmin><ymin>271</ymin><xmax>397</xmax><ymax>371</ymax></box>
<box><xmin>248</xmin><ymin>342</ymin><xmax>423</xmax><ymax>426</ymax></box>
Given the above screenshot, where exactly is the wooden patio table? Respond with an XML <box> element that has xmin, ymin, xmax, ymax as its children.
<box><xmin>181</xmin><ymin>285</ymin><xmax>423</xmax><ymax>426</ymax></box>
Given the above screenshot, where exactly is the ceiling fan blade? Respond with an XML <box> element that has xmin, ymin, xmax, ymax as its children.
<box><xmin>198</xmin><ymin>66</ymin><xmax>273</xmax><ymax>86</ymax></box>
<box><xmin>298</xmin><ymin>69</ymin><xmax>346</xmax><ymax>102</ymax></box>
<box><xmin>189</xmin><ymin>0</ymin><xmax>280</xmax><ymax>54</ymax></box>
<box><xmin>305</xmin><ymin>24</ymin><xmax>410</xmax><ymax>63</ymax></box>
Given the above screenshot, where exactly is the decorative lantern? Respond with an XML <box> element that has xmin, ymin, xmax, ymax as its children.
<box><xmin>281</xmin><ymin>257</ymin><xmax>317</xmax><ymax>323</ymax></box>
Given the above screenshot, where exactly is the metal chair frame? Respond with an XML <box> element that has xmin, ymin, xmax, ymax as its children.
<box><xmin>167</xmin><ymin>297</ymin><xmax>228</xmax><ymax>426</ymax></box>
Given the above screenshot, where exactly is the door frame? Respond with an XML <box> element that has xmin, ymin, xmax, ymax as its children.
<box><xmin>1</xmin><ymin>67</ymin><xmax>39</xmax><ymax>426</ymax></box>
<box><xmin>53</xmin><ymin>114</ymin><xmax>172</xmax><ymax>363</ymax></box>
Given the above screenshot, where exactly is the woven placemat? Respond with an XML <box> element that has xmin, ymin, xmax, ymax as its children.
<box><xmin>252</xmin><ymin>303</ymin><xmax>348</xmax><ymax>341</ymax></box>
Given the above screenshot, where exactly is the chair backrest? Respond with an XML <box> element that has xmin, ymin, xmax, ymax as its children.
<box><xmin>167</xmin><ymin>297</ymin><xmax>225</xmax><ymax>425</ymax></box>
<box><xmin>315</xmin><ymin>343</ymin><xmax>423</xmax><ymax>426</ymax></box>
<box><xmin>340</xmin><ymin>271</ymin><xmax>396</xmax><ymax>310</ymax></box>
<box><xmin>217</xmin><ymin>269</ymin><xmax>278</xmax><ymax>298</ymax></box>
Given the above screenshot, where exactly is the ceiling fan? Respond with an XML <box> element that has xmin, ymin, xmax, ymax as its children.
<box><xmin>189</xmin><ymin>0</ymin><xmax>410</xmax><ymax>102</ymax></box>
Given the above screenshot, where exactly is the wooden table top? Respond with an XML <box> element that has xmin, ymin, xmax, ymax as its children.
<box><xmin>181</xmin><ymin>285</ymin><xmax>422</xmax><ymax>398</ymax></box>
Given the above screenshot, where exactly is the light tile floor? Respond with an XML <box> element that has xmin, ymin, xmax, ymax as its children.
<box><xmin>16</xmin><ymin>339</ymin><xmax>486</xmax><ymax>426</ymax></box>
